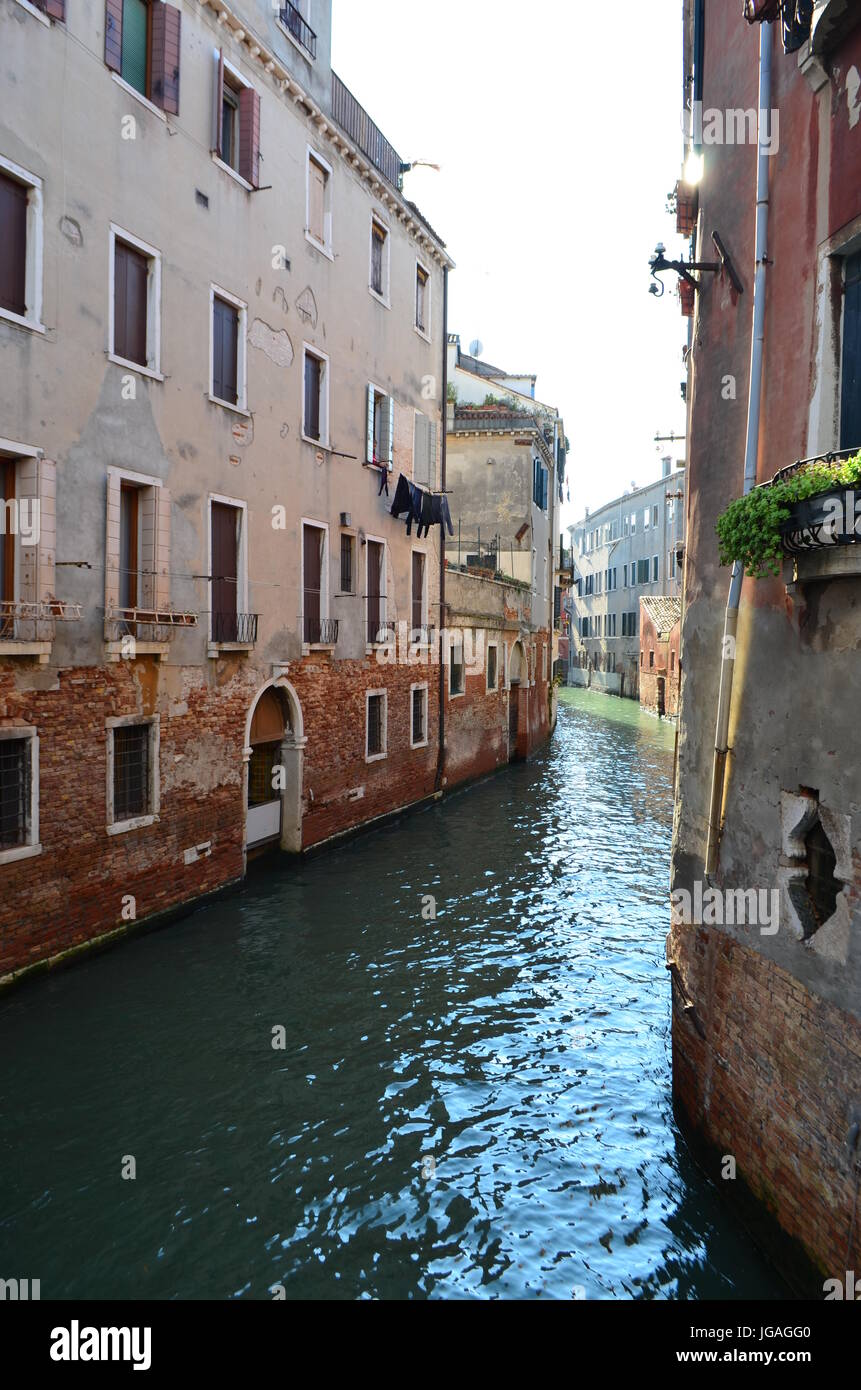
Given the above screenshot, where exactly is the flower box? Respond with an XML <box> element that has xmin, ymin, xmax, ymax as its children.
<box><xmin>779</xmin><ymin>486</ymin><xmax>861</xmax><ymax>553</ymax></box>
<box><xmin>679</xmin><ymin>278</ymin><xmax>696</xmax><ymax>317</ymax></box>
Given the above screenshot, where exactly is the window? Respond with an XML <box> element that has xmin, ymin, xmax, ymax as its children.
<box><xmin>841</xmin><ymin>251</ymin><xmax>861</xmax><ymax>448</ymax></box>
<box><xmin>107</xmin><ymin>716</ymin><xmax>159</xmax><ymax>832</ymax></box>
<box><xmin>303</xmin><ymin>345</ymin><xmax>329</xmax><ymax>445</ymax></box>
<box><xmin>649</xmin><ymin>649</ymin><xmax>655</xmax><ymax>668</ymax></box>
<box><xmin>306</xmin><ymin>149</ymin><xmax>332</xmax><ymax>254</ymax></box>
<box><xmin>302</xmin><ymin>522</ymin><xmax>328</xmax><ymax>644</ymax></box>
<box><xmin>671</xmin><ymin>650</ymin><xmax>676</xmax><ymax>672</ymax></box>
<box><xmin>413</xmin><ymin>412</ymin><xmax>437</xmax><ymax>488</ymax></box>
<box><xmin>110</xmin><ymin>226</ymin><xmax>161</xmax><ymax>376</ymax></box>
<box><xmin>210</xmin><ymin>285</ymin><xmax>247</xmax><ymax>411</ymax></box>
<box><xmin>104</xmin><ymin>0</ymin><xmax>181</xmax><ymax>115</ymax></box>
<box><xmin>653</xmin><ymin>554</ymin><xmax>659</xmax><ymax>583</ymax></box>
<box><xmin>411</xmin><ymin>550</ymin><xmax>426</xmax><ymax>638</ymax></box>
<box><xmin>280</xmin><ymin>0</ymin><xmax>317</xmax><ymax>57</ymax></box>
<box><xmin>367</xmin><ymin>385</ymin><xmax>394</xmax><ymax>468</ymax></box>
<box><xmin>366</xmin><ymin>690</ymin><xmax>386</xmax><ymax>761</ymax></box>
<box><xmin>106</xmin><ymin>467</ymin><xmax>168</xmax><ymax>636</ymax></box>
<box><xmin>652</xmin><ymin>505</ymin><xmax>659</xmax><ymax>528</ymax></box>
<box><xmin>668</xmin><ymin>549</ymin><xmax>675</xmax><ymax>579</ymax></box>
<box><xmin>411</xmin><ymin>684</ymin><xmax>428</xmax><ymax>749</ymax></box>
<box><xmin>449</xmin><ymin>634</ymin><xmax>464</xmax><ymax>696</ymax></box>
<box><xmin>533</xmin><ymin>457</ymin><xmax>548</xmax><ymax>510</ymax></box>
<box><xmin>340</xmin><ymin>532</ymin><xmax>354</xmax><ymax>594</ymax></box>
<box><xmin>211</xmin><ymin>55</ymin><xmax>261</xmax><ymax>188</ymax></box>
<box><xmin>0</xmin><ymin>159</ymin><xmax>43</xmax><ymax>333</ymax></box>
<box><xmin>640</xmin><ymin>651</ymin><xmax>644</xmax><ymax>667</ymax></box>
<box><xmin>487</xmin><ymin>643</ymin><xmax>498</xmax><ymax>691</ymax></box>
<box><xmin>366</xmin><ymin>538</ymin><xmax>387</xmax><ymax>644</ymax></box>
<box><xmin>0</xmin><ymin>728</ymin><xmax>39</xmax><ymax>862</ymax></box>
<box><xmin>209</xmin><ymin>496</ymin><xmax>250</xmax><ymax>646</ymax></box>
<box><xmin>630</xmin><ymin>513</ymin><xmax>636</xmax><ymax>535</ymax></box>
<box><xmin>370</xmin><ymin>217</ymin><xmax>390</xmax><ymax>303</ymax></box>
<box><xmin>541</xmin><ymin>645</ymin><xmax>548</xmax><ymax>681</ymax></box>
<box><xmin>415</xmin><ymin>261</ymin><xmax>430</xmax><ymax>337</ymax></box>
<box><xmin>623</xmin><ymin>564</ymin><xmax>627</xmax><ymax>587</ymax></box>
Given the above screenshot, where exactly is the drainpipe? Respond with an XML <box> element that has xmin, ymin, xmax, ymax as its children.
<box><xmin>705</xmin><ymin>22</ymin><xmax>772</xmax><ymax>875</ymax></box>
<box><xmin>435</xmin><ymin>265</ymin><xmax>449</xmax><ymax>793</ymax></box>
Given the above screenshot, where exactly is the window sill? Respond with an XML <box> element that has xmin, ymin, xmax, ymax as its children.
<box><xmin>302</xmin><ymin>643</ymin><xmax>337</xmax><ymax>654</ymax></box>
<box><xmin>104</xmin><ymin>640</ymin><xmax>170</xmax><ymax>662</ymax></box>
<box><xmin>0</xmin><ymin>842</ymin><xmax>42</xmax><ymax>866</ymax></box>
<box><xmin>304</xmin><ymin>232</ymin><xmax>334</xmax><ymax>262</ymax></box>
<box><xmin>0</xmin><ymin>307</ymin><xmax>46</xmax><ymax>335</ymax></box>
<box><xmin>208</xmin><ymin>394</ymin><xmax>250</xmax><ymax>418</ymax></box>
<box><xmin>448</xmin><ymin>689</ymin><xmax>465</xmax><ymax>700</ymax></box>
<box><xmin>107</xmin><ymin>814</ymin><xmax>158</xmax><ymax>836</ymax></box>
<box><xmin>14</xmin><ymin>0</ymin><xmax>50</xmax><ymax>26</ymax></box>
<box><xmin>414</xmin><ymin>325</ymin><xmax>431</xmax><ymax>344</ymax></box>
<box><xmin>108</xmin><ymin>352</ymin><xmax>164</xmax><ymax>381</ymax></box>
<box><xmin>0</xmin><ymin>641</ymin><xmax>52</xmax><ymax>664</ymax></box>
<box><xmin>302</xmin><ymin>435</ymin><xmax>331</xmax><ymax>450</ymax></box>
<box><xmin>207</xmin><ymin>642</ymin><xmax>254</xmax><ymax>658</ymax></box>
<box><xmin>110</xmin><ymin>72</ymin><xmax>167</xmax><ymax>122</ymax></box>
<box><xmin>410</xmin><ymin>739</ymin><xmax>428</xmax><ymax>751</ymax></box>
<box><xmin>211</xmin><ymin>154</ymin><xmax>253</xmax><ymax>193</ymax></box>
<box><xmin>365</xmin><ymin>751</ymin><xmax>387</xmax><ymax>764</ymax></box>
<box><xmin>369</xmin><ymin>288</ymin><xmax>391</xmax><ymax>310</ymax></box>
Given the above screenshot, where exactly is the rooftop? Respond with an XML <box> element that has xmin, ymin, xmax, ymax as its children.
<box><xmin>641</xmin><ymin>596</ymin><xmax>682</xmax><ymax>637</ymax></box>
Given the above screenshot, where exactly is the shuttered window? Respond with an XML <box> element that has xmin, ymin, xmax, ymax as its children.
<box><xmin>0</xmin><ymin>460</ymin><xmax>15</xmax><ymax>615</ymax></box>
<box><xmin>340</xmin><ymin>533</ymin><xmax>354</xmax><ymax>594</ymax></box>
<box><xmin>0</xmin><ymin>172</ymin><xmax>27</xmax><ymax>318</ymax></box>
<box><xmin>304</xmin><ymin>351</ymin><xmax>322</xmax><ymax>440</ymax></box>
<box><xmin>371</xmin><ymin>222</ymin><xmax>386</xmax><ymax>297</ymax></box>
<box><xmin>302</xmin><ymin>524</ymin><xmax>324</xmax><ymax>644</ymax></box>
<box><xmin>841</xmin><ymin>252</ymin><xmax>861</xmax><ymax>450</ymax></box>
<box><xmin>106</xmin><ymin>1</ymin><xmax>181</xmax><ymax>114</ymax></box>
<box><xmin>221</xmin><ymin>84</ymin><xmax>239</xmax><ymax>170</ymax></box>
<box><xmin>119</xmin><ymin>484</ymin><xmax>140</xmax><ymax>610</ymax></box>
<box><xmin>121</xmin><ymin>0</ymin><xmax>149</xmax><ymax>96</ymax></box>
<box><xmin>211</xmin><ymin>501</ymin><xmax>239</xmax><ymax>643</ymax></box>
<box><xmin>413</xmin><ymin>413</ymin><xmax>437</xmax><ymax>488</ymax></box>
<box><xmin>308</xmin><ymin>156</ymin><xmax>328</xmax><ymax>245</ymax></box>
<box><xmin>411</xmin><ymin>688</ymin><xmax>426</xmax><ymax>746</ymax></box>
<box><xmin>212</xmin><ymin>296</ymin><xmax>239</xmax><ymax>405</ymax></box>
<box><xmin>367</xmin><ymin>386</ymin><xmax>393</xmax><ymax>467</ymax></box>
<box><xmin>367</xmin><ymin>540</ymin><xmax>384</xmax><ymax>644</ymax></box>
<box><xmin>114</xmin><ymin>239</ymin><xmax>149</xmax><ymax>367</ymax></box>
<box><xmin>416</xmin><ymin>264</ymin><xmax>429</xmax><ymax>333</ymax></box>
<box><xmin>411</xmin><ymin>552</ymin><xmax>425</xmax><ymax>634</ymax></box>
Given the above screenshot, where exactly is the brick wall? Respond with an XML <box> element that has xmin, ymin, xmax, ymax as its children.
<box><xmin>670</xmin><ymin>921</ymin><xmax>861</xmax><ymax>1279</ymax></box>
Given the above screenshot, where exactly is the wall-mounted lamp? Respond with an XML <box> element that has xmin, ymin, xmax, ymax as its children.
<box><xmin>648</xmin><ymin>232</ymin><xmax>743</xmax><ymax>298</ymax></box>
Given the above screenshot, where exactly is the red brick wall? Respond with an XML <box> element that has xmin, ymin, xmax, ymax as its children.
<box><xmin>638</xmin><ymin>612</ymin><xmax>680</xmax><ymax>716</ymax></box>
<box><xmin>671</xmin><ymin>922</ymin><xmax>861</xmax><ymax>1278</ymax></box>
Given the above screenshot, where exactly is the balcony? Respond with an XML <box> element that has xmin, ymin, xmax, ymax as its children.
<box><xmin>331</xmin><ymin>73</ymin><xmax>402</xmax><ymax>189</ymax></box>
<box><xmin>280</xmin><ymin>1</ymin><xmax>317</xmax><ymax>58</ymax></box>
<box><xmin>367</xmin><ymin>616</ymin><xmax>396</xmax><ymax>647</ymax></box>
<box><xmin>210</xmin><ymin>612</ymin><xmax>259</xmax><ymax>649</ymax></box>
<box><xmin>105</xmin><ymin>605</ymin><xmax>198</xmax><ymax>661</ymax></box>
<box><xmin>302</xmin><ymin>615</ymin><xmax>339</xmax><ymax>647</ymax></box>
<box><xmin>0</xmin><ymin>598</ymin><xmax>82</xmax><ymax>662</ymax></box>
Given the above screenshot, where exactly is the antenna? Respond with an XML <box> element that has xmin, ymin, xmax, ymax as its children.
<box><xmin>469</xmin><ymin>338</ymin><xmax>483</xmax><ymax>358</ymax></box>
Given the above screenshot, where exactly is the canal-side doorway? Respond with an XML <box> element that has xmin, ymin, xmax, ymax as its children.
<box><xmin>245</xmin><ymin>680</ymin><xmax>304</xmax><ymax>853</ymax></box>
<box><xmin>508</xmin><ymin>639</ymin><xmax>526</xmax><ymax>762</ymax></box>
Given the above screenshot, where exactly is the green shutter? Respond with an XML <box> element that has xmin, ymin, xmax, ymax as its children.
<box><xmin>121</xmin><ymin>0</ymin><xmax>148</xmax><ymax>96</ymax></box>
<box><xmin>366</xmin><ymin>384</ymin><xmax>375</xmax><ymax>463</ymax></box>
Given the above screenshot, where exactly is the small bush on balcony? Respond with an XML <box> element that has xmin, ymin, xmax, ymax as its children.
<box><xmin>715</xmin><ymin>451</ymin><xmax>861</xmax><ymax>578</ymax></box>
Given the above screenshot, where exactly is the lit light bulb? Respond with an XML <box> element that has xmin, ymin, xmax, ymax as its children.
<box><xmin>684</xmin><ymin>150</ymin><xmax>704</xmax><ymax>186</ymax></box>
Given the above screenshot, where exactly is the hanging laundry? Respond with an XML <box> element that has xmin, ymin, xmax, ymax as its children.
<box><xmin>390</xmin><ymin>472</ymin><xmax>453</xmax><ymax>538</ymax></box>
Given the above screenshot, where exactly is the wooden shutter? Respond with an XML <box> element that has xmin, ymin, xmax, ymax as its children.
<box><xmin>119</xmin><ymin>483</ymin><xmax>139</xmax><ymax>609</ymax></box>
<box><xmin>841</xmin><ymin>253</ymin><xmax>861</xmax><ymax>449</ymax></box>
<box><xmin>44</xmin><ymin>0</ymin><xmax>65</xmax><ymax>17</ymax></box>
<box><xmin>303</xmin><ymin>526</ymin><xmax>322</xmax><ymax>641</ymax></box>
<box><xmin>427</xmin><ymin>420</ymin><xmax>437</xmax><ymax>489</ymax></box>
<box><xmin>105</xmin><ymin>472</ymin><xmax>121</xmax><ymax>612</ymax></box>
<box><xmin>304</xmin><ymin>353</ymin><xmax>320</xmax><ymax>439</ymax></box>
<box><xmin>309</xmin><ymin>158</ymin><xmax>325</xmax><ymax>242</ymax></box>
<box><xmin>155</xmin><ymin>486</ymin><xmax>171</xmax><ymax>607</ymax></box>
<box><xmin>104</xmin><ymin>0</ymin><xmax>123</xmax><ymax>72</ymax></box>
<box><xmin>211</xmin><ymin>502</ymin><xmax>238</xmax><ymax>640</ymax></box>
<box><xmin>150</xmin><ymin>3</ymin><xmax>181</xmax><ymax>116</ymax></box>
<box><xmin>211</xmin><ymin>49</ymin><xmax>224</xmax><ymax>155</ymax></box>
<box><xmin>411</xmin><ymin>552</ymin><xmax>424</xmax><ymax>633</ymax></box>
<box><xmin>366</xmin><ymin>384</ymin><xmax>375</xmax><ymax>462</ymax></box>
<box><xmin>114</xmin><ymin>240</ymin><xmax>148</xmax><ymax>367</ymax></box>
<box><xmin>238</xmin><ymin>86</ymin><xmax>261</xmax><ymax>188</ymax></box>
<box><xmin>380</xmin><ymin>395</ymin><xmax>394</xmax><ymax>469</ymax></box>
<box><xmin>37</xmin><ymin>460</ymin><xmax>56</xmax><ymax>605</ymax></box>
<box><xmin>212</xmin><ymin>297</ymin><xmax>238</xmax><ymax>405</ymax></box>
<box><xmin>17</xmin><ymin>457</ymin><xmax>38</xmax><ymax>607</ymax></box>
<box><xmin>367</xmin><ymin>540</ymin><xmax>382</xmax><ymax>641</ymax></box>
<box><xmin>0</xmin><ymin>172</ymin><xmax>28</xmax><ymax>318</ymax></box>
<box><xmin>414</xmin><ymin>414</ymin><xmax>428</xmax><ymax>486</ymax></box>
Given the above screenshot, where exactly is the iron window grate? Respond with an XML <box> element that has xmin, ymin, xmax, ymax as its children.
<box><xmin>412</xmin><ymin>689</ymin><xmax>425</xmax><ymax>744</ymax></box>
<box><xmin>114</xmin><ymin>724</ymin><xmax>150</xmax><ymax>822</ymax></box>
<box><xmin>0</xmin><ymin>737</ymin><xmax>30</xmax><ymax>848</ymax></box>
<box><xmin>368</xmin><ymin>695</ymin><xmax>384</xmax><ymax>756</ymax></box>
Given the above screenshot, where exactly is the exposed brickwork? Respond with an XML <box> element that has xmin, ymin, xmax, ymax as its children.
<box><xmin>670</xmin><ymin>921</ymin><xmax>861</xmax><ymax>1278</ymax></box>
<box><xmin>639</xmin><ymin>608</ymin><xmax>680</xmax><ymax>717</ymax></box>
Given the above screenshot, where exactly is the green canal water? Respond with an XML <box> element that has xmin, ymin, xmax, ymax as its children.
<box><xmin>0</xmin><ymin>688</ymin><xmax>788</xmax><ymax>1299</ymax></box>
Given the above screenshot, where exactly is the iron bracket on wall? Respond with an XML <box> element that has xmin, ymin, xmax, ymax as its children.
<box><xmin>649</xmin><ymin>232</ymin><xmax>744</xmax><ymax>297</ymax></box>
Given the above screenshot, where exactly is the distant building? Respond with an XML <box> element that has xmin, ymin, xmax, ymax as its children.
<box><xmin>639</xmin><ymin>597</ymin><xmax>682</xmax><ymax>718</ymax></box>
<box><xmin>568</xmin><ymin>459</ymin><xmax>685</xmax><ymax>697</ymax></box>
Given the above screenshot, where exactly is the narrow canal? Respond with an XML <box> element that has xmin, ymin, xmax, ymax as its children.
<box><xmin>0</xmin><ymin>689</ymin><xmax>788</xmax><ymax>1300</ymax></box>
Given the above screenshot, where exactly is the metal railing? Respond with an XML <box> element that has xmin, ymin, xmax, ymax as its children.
<box><xmin>212</xmin><ymin>612</ymin><xmax>258</xmax><ymax>644</ymax></box>
<box><xmin>280</xmin><ymin>1</ymin><xmax>317</xmax><ymax>57</ymax></box>
<box><xmin>331</xmin><ymin>72</ymin><xmax>402</xmax><ymax>188</ymax></box>
<box><xmin>105</xmin><ymin>606</ymin><xmax>197</xmax><ymax>644</ymax></box>
<box><xmin>0</xmin><ymin>598</ymin><xmax>82</xmax><ymax>642</ymax></box>
<box><xmin>302</xmin><ymin>615</ymin><xmax>339</xmax><ymax>645</ymax></box>
<box><xmin>367</xmin><ymin>617</ymin><xmax>396</xmax><ymax>646</ymax></box>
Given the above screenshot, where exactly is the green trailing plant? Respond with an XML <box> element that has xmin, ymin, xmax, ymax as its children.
<box><xmin>715</xmin><ymin>451</ymin><xmax>861</xmax><ymax>578</ymax></box>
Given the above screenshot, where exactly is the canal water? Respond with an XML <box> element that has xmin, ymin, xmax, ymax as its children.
<box><xmin>0</xmin><ymin>688</ymin><xmax>788</xmax><ymax>1300</ymax></box>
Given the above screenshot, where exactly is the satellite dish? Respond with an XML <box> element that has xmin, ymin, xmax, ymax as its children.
<box><xmin>469</xmin><ymin>338</ymin><xmax>483</xmax><ymax>358</ymax></box>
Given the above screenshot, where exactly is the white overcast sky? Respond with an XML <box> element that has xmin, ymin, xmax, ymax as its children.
<box><xmin>331</xmin><ymin>0</ymin><xmax>689</xmax><ymax>530</ymax></box>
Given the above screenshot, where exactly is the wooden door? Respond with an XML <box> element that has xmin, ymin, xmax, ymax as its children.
<box><xmin>303</xmin><ymin>525</ymin><xmax>322</xmax><ymax>643</ymax></box>
<box><xmin>211</xmin><ymin>501</ymin><xmax>238</xmax><ymax>642</ymax></box>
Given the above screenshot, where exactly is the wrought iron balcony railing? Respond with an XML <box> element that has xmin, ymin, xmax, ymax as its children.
<box><xmin>212</xmin><ymin>612</ymin><xmax>259</xmax><ymax>644</ymax></box>
<box><xmin>302</xmin><ymin>615</ymin><xmax>339</xmax><ymax>645</ymax></box>
<box><xmin>0</xmin><ymin>598</ymin><xmax>82</xmax><ymax>642</ymax></box>
<box><xmin>280</xmin><ymin>1</ymin><xmax>317</xmax><ymax>57</ymax></box>
<box><xmin>331</xmin><ymin>73</ymin><xmax>402</xmax><ymax>189</ymax></box>
<box><xmin>105</xmin><ymin>606</ymin><xmax>198</xmax><ymax>644</ymax></box>
<box><xmin>367</xmin><ymin>617</ymin><xmax>396</xmax><ymax>646</ymax></box>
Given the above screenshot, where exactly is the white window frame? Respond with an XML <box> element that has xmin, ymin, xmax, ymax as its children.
<box><xmin>206</xmin><ymin>493</ymin><xmax>249</xmax><ymax>651</ymax></box>
<box><xmin>411</xmin><ymin>545</ymin><xmax>429</xmax><ymax>637</ymax></box>
<box><xmin>13</xmin><ymin>0</ymin><xmax>51</xmax><ymax>29</ymax></box>
<box><xmin>212</xmin><ymin>57</ymin><xmax>254</xmax><ymax>191</ymax></box>
<box><xmin>365</xmin><ymin>688</ymin><xmax>388</xmax><ymax>763</ymax></box>
<box><xmin>108</xmin><ymin>223</ymin><xmax>163</xmax><ymax>379</ymax></box>
<box><xmin>369</xmin><ymin>212</ymin><xmax>391</xmax><ymax>308</ymax></box>
<box><xmin>209</xmin><ymin>282</ymin><xmax>249</xmax><ymax>415</ymax></box>
<box><xmin>364</xmin><ymin>534</ymin><xmax>388</xmax><ymax>649</ymax></box>
<box><xmin>305</xmin><ymin>146</ymin><xmax>333</xmax><ymax>259</ymax></box>
<box><xmin>0</xmin><ymin>726</ymin><xmax>41</xmax><ymax>864</ymax></box>
<box><xmin>0</xmin><ymin>155</ymin><xmax>45</xmax><ymax>335</ymax></box>
<box><xmin>486</xmin><ymin>641</ymin><xmax>499</xmax><ymax>692</ymax></box>
<box><xmin>278</xmin><ymin>0</ymin><xmax>316</xmax><ymax>62</ymax></box>
<box><xmin>449</xmin><ymin>632</ymin><xmax>465</xmax><ymax>698</ymax></box>
<box><xmin>300</xmin><ymin>517</ymin><xmax>332</xmax><ymax>649</ymax></box>
<box><xmin>105</xmin><ymin>713</ymin><xmax>160</xmax><ymax>835</ymax></box>
<box><xmin>414</xmin><ymin>258</ymin><xmax>431</xmax><ymax>341</ymax></box>
<box><xmin>369</xmin><ymin>382</ymin><xmax>394</xmax><ymax>468</ymax></box>
<box><xmin>410</xmin><ymin>682</ymin><xmax>429</xmax><ymax>750</ymax></box>
<box><xmin>302</xmin><ymin>342</ymin><xmax>330</xmax><ymax>448</ymax></box>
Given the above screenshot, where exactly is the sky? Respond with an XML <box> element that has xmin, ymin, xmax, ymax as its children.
<box><xmin>331</xmin><ymin>0</ymin><xmax>690</xmax><ymax>533</ymax></box>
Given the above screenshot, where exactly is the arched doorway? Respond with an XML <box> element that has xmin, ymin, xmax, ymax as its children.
<box><xmin>508</xmin><ymin>639</ymin><xmax>526</xmax><ymax>762</ymax></box>
<box><xmin>244</xmin><ymin>680</ymin><xmax>304</xmax><ymax>854</ymax></box>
